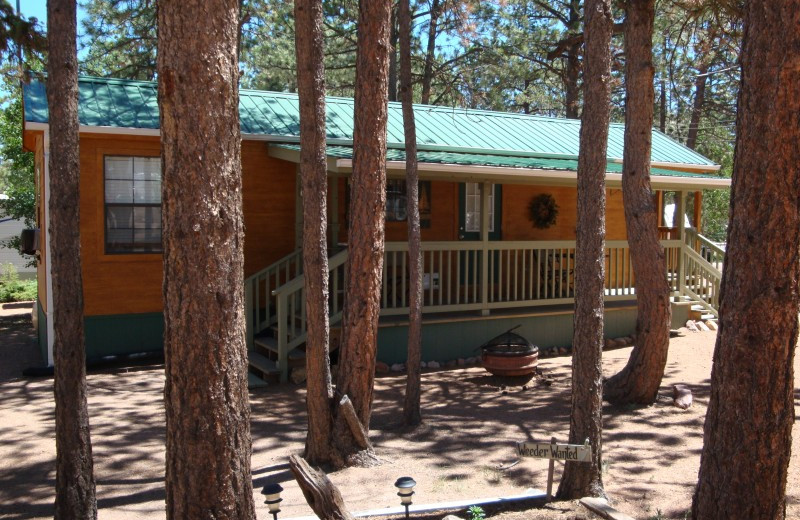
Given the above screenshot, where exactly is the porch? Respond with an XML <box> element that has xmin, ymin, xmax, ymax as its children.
<box><xmin>244</xmin><ymin>221</ymin><xmax>723</xmax><ymax>382</ymax></box>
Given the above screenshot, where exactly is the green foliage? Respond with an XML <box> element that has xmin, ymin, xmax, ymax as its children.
<box><xmin>0</xmin><ymin>1</ymin><xmax>46</xmax><ymax>63</ymax></box>
<box><xmin>467</xmin><ymin>505</ymin><xmax>486</xmax><ymax>520</ymax></box>
<box><xmin>0</xmin><ymin>78</ymin><xmax>36</xmax><ymax>261</ymax></box>
<box><xmin>0</xmin><ymin>263</ymin><xmax>36</xmax><ymax>303</ymax></box>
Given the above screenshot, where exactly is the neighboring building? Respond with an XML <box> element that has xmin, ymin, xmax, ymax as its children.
<box><xmin>22</xmin><ymin>76</ymin><xmax>729</xmax><ymax>382</ymax></box>
<box><xmin>0</xmin><ymin>194</ymin><xmax>35</xmax><ymax>280</ymax></box>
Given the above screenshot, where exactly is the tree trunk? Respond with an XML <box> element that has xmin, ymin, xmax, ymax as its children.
<box><xmin>399</xmin><ymin>0</ymin><xmax>422</xmax><ymax>427</ymax></box>
<box><xmin>157</xmin><ymin>2</ymin><xmax>256</xmax><ymax>518</ymax></box>
<box><xmin>420</xmin><ymin>0</ymin><xmax>440</xmax><ymax>105</ymax></box>
<box><xmin>289</xmin><ymin>454</ymin><xmax>356</xmax><ymax>520</ymax></box>
<box><xmin>47</xmin><ymin>1</ymin><xmax>97</xmax><ymax>518</ymax></box>
<box><xmin>685</xmin><ymin>63</ymin><xmax>707</xmax><ymax>150</ymax></box>
<box><xmin>691</xmin><ymin>2</ymin><xmax>800</xmax><ymax>519</ymax></box>
<box><xmin>295</xmin><ymin>0</ymin><xmax>336</xmax><ymax>467</ymax></box>
<box><xmin>333</xmin><ymin>0</ymin><xmax>391</xmax><ymax>465</ymax></box>
<box><xmin>563</xmin><ymin>0</ymin><xmax>582</xmax><ymax>119</ymax></box>
<box><xmin>603</xmin><ymin>0</ymin><xmax>671</xmax><ymax>406</ymax></box>
<box><xmin>388</xmin><ymin>5</ymin><xmax>398</xmax><ymax>103</ymax></box>
<box><xmin>556</xmin><ymin>0</ymin><xmax>611</xmax><ymax>501</ymax></box>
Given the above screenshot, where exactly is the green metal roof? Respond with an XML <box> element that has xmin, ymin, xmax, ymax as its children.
<box><xmin>23</xmin><ymin>75</ymin><xmax>718</xmax><ymax>168</ymax></box>
<box><xmin>277</xmin><ymin>144</ymin><xmax>720</xmax><ymax>178</ymax></box>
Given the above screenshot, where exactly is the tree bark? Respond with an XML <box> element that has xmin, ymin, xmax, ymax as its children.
<box><xmin>603</xmin><ymin>0</ymin><xmax>671</xmax><ymax>406</ymax></box>
<box><xmin>399</xmin><ymin>0</ymin><xmax>422</xmax><ymax>427</ymax></box>
<box><xmin>333</xmin><ymin>0</ymin><xmax>391</xmax><ymax>465</ymax></box>
<box><xmin>388</xmin><ymin>5</ymin><xmax>398</xmax><ymax>103</ymax></box>
<box><xmin>691</xmin><ymin>2</ymin><xmax>800</xmax><ymax>519</ymax></box>
<box><xmin>420</xmin><ymin>0</ymin><xmax>441</xmax><ymax>105</ymax></box>
<box><xmin>289</xmin><ymin>454</ymin><xmax>356</xmax><ymax>520</ymax></box>
<box><xmin>556</xmin><ymin>0</ymin><xmax>611</xmax><ymax>501</ymax></box>
<box><xmin>48</xmin><ymin>0</ymin><xmax>98</xmax><ymax>517</ymax></box>
<box><xmin>685</xmin><ymin>63</ymin><xmax>707</xmax><ymax>150</ymax></box>
<box><xmin>157</xmin><ymin>2</ymin><xmax>255</xmax><ymax>518</ymax></box>
<box><xmin>295</xmin><ymin>0</ymin><xmax>336</xmax><ymax>467</ymax></box>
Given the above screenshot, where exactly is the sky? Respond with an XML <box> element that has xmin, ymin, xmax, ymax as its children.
<box><xmin>18</xmin><ymin>0</ymin><xmax>89</xmax><ymax>30</ymax></box>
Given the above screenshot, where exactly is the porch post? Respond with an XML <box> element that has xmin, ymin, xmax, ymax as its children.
<box><xmin>329</xmin><ymin>177</ymin><xmax>340</xmax><ymax>249</ymax></box>
<box><xmin>676</xmin><ymin>190</ymin><xmax>687</xmax><ymax>297</ymax></box>
<box><xmin>480</xmin><ymin>182</ymin><xmax>490</xmax><ymax>315</ymax></box>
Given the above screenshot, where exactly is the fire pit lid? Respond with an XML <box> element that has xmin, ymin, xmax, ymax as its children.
<box><xmin>480</xmin><ymin>327</ymin><xmax>539</xmax><ymax>357</ymax></box>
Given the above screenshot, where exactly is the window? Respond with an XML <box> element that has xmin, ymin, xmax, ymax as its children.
<box><xmin>385</xmin><ymin>179</ymin><xmax>431</xmax><ymax>228</ymax></box>
<box><xmin>104</xmin><ymin>156</ymin><xmax>162</xmax><ymax>254</ymax></box>
<box><xmin>464</xmin><ymin>182</ymin><xmax>495</xmax><ymax>232</ymax></box>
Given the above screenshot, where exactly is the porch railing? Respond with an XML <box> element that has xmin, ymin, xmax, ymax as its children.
<box><xmin>247</xmin><ymin>238</ymin><xmax>721</xmax><ymax>381</ymax></box>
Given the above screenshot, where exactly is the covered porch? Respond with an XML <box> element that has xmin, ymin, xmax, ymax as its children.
<box><xmin>245</xmin><ymin>147</ymin><xmax>728</xmax><ymax>382</ymax></box>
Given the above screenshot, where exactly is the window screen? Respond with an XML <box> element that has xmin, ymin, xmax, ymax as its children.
<box><xmin>104</xmin><ymin>156</ymin><xmax>162</xmax><ymax>254</ymax></box>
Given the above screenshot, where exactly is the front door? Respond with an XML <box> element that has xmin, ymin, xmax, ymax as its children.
<box><xmin>458</xmin><ymin>182</ymin><xmax>502</xmax><ymax>241</ymax></box>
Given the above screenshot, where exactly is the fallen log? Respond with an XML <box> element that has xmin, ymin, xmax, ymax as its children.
<box><xmin>673</xmin><ymin>384</ymin><xmax>693</xmax><ymax>410</ymax></box>
<box><xmin>289</xmin><ymin>454</ymin><xmax>356</xmax><ymax>520</ymax></box>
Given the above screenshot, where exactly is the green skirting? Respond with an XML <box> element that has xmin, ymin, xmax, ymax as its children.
<box><xmin>84</xmin><ymin>312</ymin><xmax>164</xmax><ymax>359</ymax></box>
<box><xmin>376</xmin><ymin>306</ymin><xmax>639</xmax><ymax>365</ymax></box>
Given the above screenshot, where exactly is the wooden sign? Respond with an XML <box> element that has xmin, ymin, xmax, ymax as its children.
<box><xmin>516</xmin><ymin>437</ymin><xmax>593</xmax><ymax>501</ymax></box>
<box><xmin>516</xmin><ymin>441</ymin><xmax>592</xmax><ymax>462</ymax></box>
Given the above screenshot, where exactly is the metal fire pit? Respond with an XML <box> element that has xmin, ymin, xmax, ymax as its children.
<box><xmin>479</xmin><ymin>326</ymin><xmax>539</xmax><ymax>377</ymax></box>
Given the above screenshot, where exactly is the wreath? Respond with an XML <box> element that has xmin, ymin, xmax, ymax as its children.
<box><xmin>528</xmin><ymin>193</ymin><xmax>559</xmax><ymax>229</ymax></box>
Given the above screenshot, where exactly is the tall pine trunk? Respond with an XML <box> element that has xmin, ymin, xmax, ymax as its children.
<box><xmin>158</xmin><ymin>1</ymin><xmax>256</xmax><ymax>517</ymax></box>
<box><xmin>48</xmin><ymin>0</ymin><xmax>97</xmax><ymax>517</ymax></box>
<box><xmin>295</xmin><ymin>0</ymin><xmax>335</xmax><ymax>465</ymax></box>
<box><xmin>333</xmin><ymin>0</ymin><xmax>391</xmax><ymax>465</ymax></box>
<box><xmin>692</xmin><ymin>2</ymin><xmax>800</xmax><ymax>519</ymax></box>
<box><xmin>399</xmin><ymin>0</ymin><xmax>422</xmax><ymax>427</ymax></box>
<box><xmin>603</xmin><ymin>0</ymin><xmax>671</xmax><ymax>405</ymax></box>
<box><xmin>556</xmin><ymin>0</ymin><xmax>611</xmax><ymax>500</ymax></box>
<box><xmin>420</xmin><ymin>0</ymin><xmax>440</xmax><ymax>105</ymax></box>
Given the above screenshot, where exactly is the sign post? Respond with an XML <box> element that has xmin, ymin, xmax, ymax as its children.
<box><xmin>516</xmin><ymin>437</ymin><xmax>592</xmax><ymax>501</ymax></box>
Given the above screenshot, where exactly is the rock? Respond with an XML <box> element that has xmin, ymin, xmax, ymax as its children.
<box><xmin>420</xmin><ymin>361</ymin><xmax>427</xmax><ymax>368</ymax></box>
<box><xmin>673</xmin><ymin>384</ymin><xmax>693</xmax><ymax>409</ymax></box>
<box><xmin>457</xmin><ymin>358</ymin><xmax>466</xmax><ymax>366</ymax></box>
<box><xmin>390</xmin><ymin>363</ymin><xmax>405</xmax><ymax>372</ymax></box>
<box><xmin>375</xmin><ymin>361</ymin><xmax>390</xmax><ymax>374</ymax></box>
<box><xmin>621</xmin><ymin>336</ymin><xmax>634</xmax><ymax>345</ymax></box>
<box><xmin>696</xmin><ymin>320</ymin><xmax>710</xmax><ymax>331</ymax></box>
<box><xmin>705</xmin><ymin>320</ymin><xmax>718</xmax><ymax>331</ymax></box>
<box><xmin>442</xmin><ymin>515</ymin><xmax>463</xmax><ymax>520</ymax></box>
<box><xmin>465</xmin><ymin>357</ymin><xmax>477</xmax><ymax>365</ymax></box>
<box><xmin>427</xmin><ymin>361</ymin><xmax>440</xmax><ymax>369</ymax></box>
<box><xmin>685</xmin><ymin>320</ymin><xmax>699</xmax><ymax>332</ymax></box>
<box><xmin>558</xmin><ymin>347</ymin><xmax>568</xmax><ymax>355</ymax></box>
<box><xmin>445</xmin><ymin>359</ymin><xmax>457</xmax><ymax>368</ymax></box>
<box><xmin>604</xmin><ymin>338</ymin><xmax>615</xmax><ymax>348</ymax></box>
<box><xmin>290</xmin><ymin>367</ymin><xmax>307</xmax><ymax>385</ymax></box>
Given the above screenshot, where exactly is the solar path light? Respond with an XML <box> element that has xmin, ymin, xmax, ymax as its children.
<box><xmin>394</xmin><ymin>476</ymin><xmax>416</xmax><ymax>520</ymax></box>
<box><xmin>262</xmin><ymin>483</ymin><xmax>283</xmax><ymax>520</ymax></box>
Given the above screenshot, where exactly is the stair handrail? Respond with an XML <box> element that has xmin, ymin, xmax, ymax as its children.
<box><xmin>685</xmin><ymin>228</ymin><xmax>726</xmax><ymax>266</ymax></box>
<box><xmin>271</xmin><ymin>248</ymin><xmax>349</xmax><ymax>298</ymax></box>
<box><xmin>680</xmin><ymin>237</ymin><xmax>722</xmax><ymax>317</ymax></box>
<box><xmin>270</xmin><ymin>248</ymin><xmax>349</xmax><ymax>381</ymax></box>
<box><xmin>244</xmin><ymin>248</ymin><xmax>303</xmax><ymax>286</ymax></box>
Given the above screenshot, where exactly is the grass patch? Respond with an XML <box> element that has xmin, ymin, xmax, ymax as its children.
<box><xmin>0</xmin><ymin>264</ymin><xmax>36</xmax><ymax>303</ymax></box>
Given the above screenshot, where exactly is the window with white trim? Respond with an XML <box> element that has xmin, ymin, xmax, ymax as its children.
<box><xmin>464</xmin><ymin>182</ymin><xmax>495</xmax><ymax>232</ymax></box>
<box><xmin>104</xmin><ymin>156</ymin><xmax>162</xmax><ymax>254</ymax></box>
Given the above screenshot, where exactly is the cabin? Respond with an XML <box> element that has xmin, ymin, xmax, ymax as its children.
<box><xmin>22</xmin><ymin>76</ymin><xmax>729</xmax><ymax>384</ymax></box>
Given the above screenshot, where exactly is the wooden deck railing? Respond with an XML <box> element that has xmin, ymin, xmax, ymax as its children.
<box><xmin>248</xmin><ymin>238</ymin><xmax>716</xmax><ymax>381</ymax></box>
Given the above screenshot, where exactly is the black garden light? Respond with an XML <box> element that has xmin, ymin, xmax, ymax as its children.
<box><xmin>394</xmin><ymin>476</ymin><xmax>416</xmax><ymax>520</ymax></box>
<box><xmin>261</xmin><ymin>483</ymin><xmax>283</xmax><ymax>520</ymax></box>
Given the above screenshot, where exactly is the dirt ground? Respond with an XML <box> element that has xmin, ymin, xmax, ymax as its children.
<box><xmin>1</xmin><ymin>310</ymin><xmax>799</xmax><ymax>520</ymax></box>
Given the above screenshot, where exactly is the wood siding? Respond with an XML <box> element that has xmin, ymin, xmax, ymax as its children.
<box><xmin>77</xmin><ymin>134</ymin><xmax>296</xmax><ymax>316</ymax></box>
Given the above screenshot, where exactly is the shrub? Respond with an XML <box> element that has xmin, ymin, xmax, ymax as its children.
<box><xmin>0</xmin><ymin>263</ymin><xmax>37</xmax><ymax>303</ymax></box>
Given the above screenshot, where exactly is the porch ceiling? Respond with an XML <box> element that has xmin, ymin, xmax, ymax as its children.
<box><xmin>268</xmin><ymin>144</ymin><xmax>731</xmax><ymax>191</ymax></box>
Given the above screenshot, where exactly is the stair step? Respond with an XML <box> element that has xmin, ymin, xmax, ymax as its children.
<box><xmin>254</xmin><ymin>334</ymin><xmax>279</xmax><ymax>352</ymax></box>
<box><xmin>248</xmin><ymin>372</ymin><xmax>269</xmax><ymax>389</ymax></box>
<box><xmin>254</xmin><ymin>336</ymin><xmax>306</xmax><ymax>361</ymax></box>
<box><xmin>248</xmin><ymin>351</ymin><xmax>279</xmax><ymax>375</ymax></box>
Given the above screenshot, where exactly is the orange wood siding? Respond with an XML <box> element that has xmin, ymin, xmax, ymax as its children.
<box><xmin>337</xmin><ymin>179</ymin><xmax>459</xmax><ymax>243</ymax></box>
<box><xmin>501</xmin><ymin>185</ymin><xmax>628</xmax><ymax>241</ymax></box>
<box><xmin>34</xmin><ymin>133</ymin><xmax>47</xmax><ymax>310</ymax></box>
<box><xmin>78</xmin><ymin>134</ymin><xmax>296</xmax><ymax>316</ymax></box>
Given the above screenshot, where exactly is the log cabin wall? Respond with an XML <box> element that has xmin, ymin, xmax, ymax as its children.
<box><xmin>77</xmin><ymin>134</ymin><xmax>297</xmax><ymax>317</ymax></box>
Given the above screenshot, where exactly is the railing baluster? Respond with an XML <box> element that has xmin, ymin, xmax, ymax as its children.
<box><xmin>401</xmin><ymin>251</ymin><xmax>407</xmax><ymax>309</ymax></box>
<box><xmin>438</xmin><ymin>250</ymin><xmax>443</xmax><ymax>306</ymax></box>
